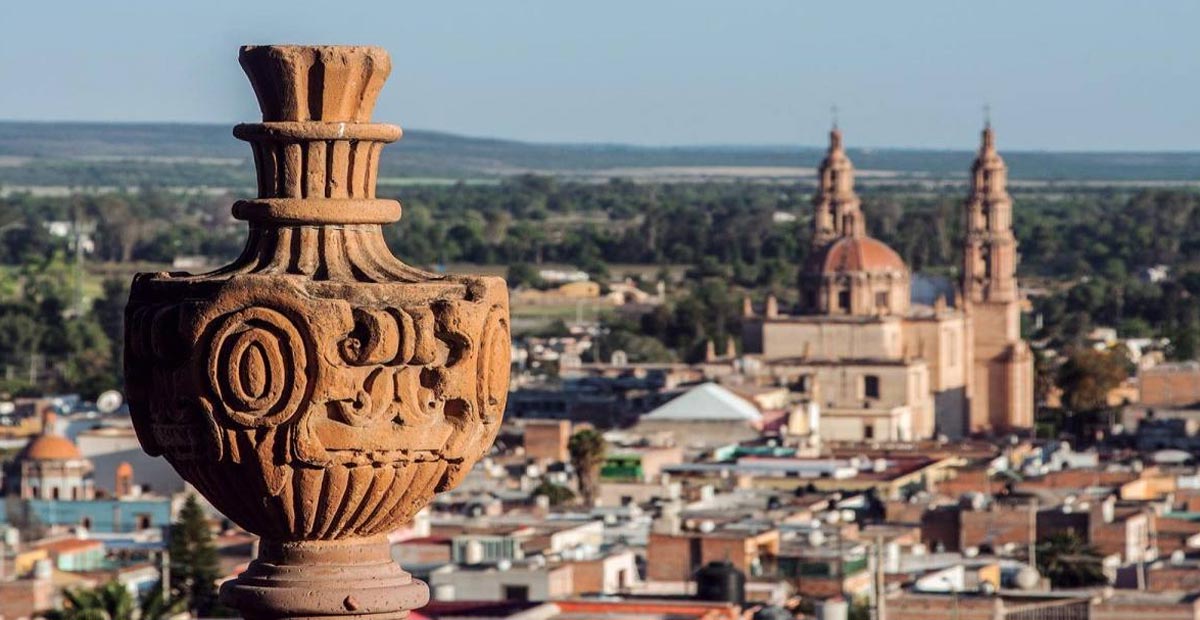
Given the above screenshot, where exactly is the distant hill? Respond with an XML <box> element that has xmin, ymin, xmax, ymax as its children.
<box><xmin>0</xmin><ymin>121</ymin><xmax>1197</xmax><ymax>187</ymax></box>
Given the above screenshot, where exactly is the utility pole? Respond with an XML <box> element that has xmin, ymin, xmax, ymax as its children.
<box><xmin>72</xmin><ymin>203</ymin><xmax>86</xmax><ymax>316</ymax></box>
<box><xmin>835</xmin><ymin>524</ymin><xmax>844</xmax><ymax>599</ymax></box>
<box><xmin>1137</xmin><ymin>510</ymin><xmax>1149</xmax><ymax>590</ymax></box>
<box><xmin>1028</xmin><ymin>497</ymin><xmax>1038</xmax><ymax>570</ymax></box>
<box><xmin>161</xmin><ymin>546</ymin><xmax>171</xmax><ymax>604</ymax></box>
<box><xmin>874</xmin><ymin>535</ymin><xmax>887</xmax><ymax>620</ymax></box>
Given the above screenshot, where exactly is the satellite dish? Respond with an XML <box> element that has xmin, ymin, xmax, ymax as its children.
<box><xmin>96</xmin><ymin>390</ymin><xmax>123</xmax><ymax>414</ymax></box>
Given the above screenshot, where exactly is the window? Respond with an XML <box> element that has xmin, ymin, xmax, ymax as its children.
<box><xmin>837</xmin><ymin>290</ymin><xmax>851</xmax><ymax>312</ymax></box>
<box><xmin>863</xmin><ymin>423</ymin><xmax>875</xmax><ymax>440</ymax></box>
<box><xmin>875</xmin><ymin>291</ymin><xmax>888</xmax><ymax>309</ymax></box>
<box><xmin>864</xmin><ymin>375</ymin><xmax>881</xmax><ymax>399</ymax></box>
<box><xmin>503</xmin><ymin>585</ymin><xmax>530</xmax><ymax>601</ymax></box>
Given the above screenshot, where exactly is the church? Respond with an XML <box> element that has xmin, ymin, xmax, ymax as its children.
<box><xmin>742</xmin><ymin>125</ymin><xmax>1033</xmax><ymax>441</ymax></box>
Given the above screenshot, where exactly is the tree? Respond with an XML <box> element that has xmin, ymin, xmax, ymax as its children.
<box><xmin>137</xmin><ymin>583</ymin><xmax>188</xmax><ymax>620</ymax></box>
<box><xmin>532</xmin><ymin>480</ymin><xmax>576</xmax><ymax>506</ymax></box>
<box><xmin>42</xmin><ymin>581</ymin><xmax>185</xmax><ymax>620</ymax></box>
<box><xmin>93</xmin><ymin>278</ymin><xmax>129</xmax><ymax>383</ymax></box>
<box><xmin>1036</xmin><ymin>532</ymin><xmax>1108</xmax><ymax>588</ymax></box>
<box><xmin>589</xmin><ymin>320</ymin><xmax>676</xmax><ymax>364</ymax></box>
<box><xmin>1056</xmin><ymin>348</ymin><xmax>1128</xmax><ymax>413</ymax></box>
<box><xmin>568</xmin><ymin>429</ymin><xmax>607</xmax><ymax>507</ymax></box>
<box><xmin>505</xmin><ymin>262</ymin><xmax>544</xmax><ymax>289</ymax></box>
<box><xmin>1033</xmin><ymin>349</ymin><xmax>1056</xmax><ymax>409</ymax></box>
<box><xmin>169</xmin><ymin>494</ymin><xmax>221</xmax><ymax>615</ymax></box>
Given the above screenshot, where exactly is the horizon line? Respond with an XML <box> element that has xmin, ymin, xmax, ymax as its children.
<box><xmin>1</xmin><ymin>118</ymin><xmax>1199</xmax><ymax>155</ymax></box>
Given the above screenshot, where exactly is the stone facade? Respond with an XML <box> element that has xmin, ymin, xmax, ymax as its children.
<box><xmin>8</xmin><ymin>417</ymin><xmax>95</xmax><ymax>501</ymax></box>
<box><xmin>744</xmin><ymin>126</ymin><xmax>1032</xmax><ymax>439</ymax></box>
<box><xmin>962</xmin><ymin>126</ymin><xmax>1034</xmax><ymax>432</ymax></box>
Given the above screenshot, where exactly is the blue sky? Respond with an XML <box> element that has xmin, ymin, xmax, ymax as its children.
<box><xmin>1</xmin><ymin>1</ymin><xmax>1196</xmax><ymax>150</ymax></box>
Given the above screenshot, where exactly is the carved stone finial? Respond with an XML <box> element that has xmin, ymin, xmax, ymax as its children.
<box><xmin>240</xmin><ymin>45</ymin><xmax>390</xmax><ymax>122</ymax></box>
<box><xmin>125</xmin><ymin>45</ymin><xmax>510</xmax><ymax>620</ymax></box>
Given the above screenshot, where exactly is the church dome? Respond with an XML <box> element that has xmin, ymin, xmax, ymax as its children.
<box><xmin>18</xmin><ymin>433</ymin><xmax>83</xmax><ymax>462</ymax></box>
<box><xmin>817</xmin><ymin>235</ymin><xmax>907</xmax><ymax>274</ymax></box>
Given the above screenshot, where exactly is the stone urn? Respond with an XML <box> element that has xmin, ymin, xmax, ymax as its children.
<box><xmin>124</xmin><ymin>45</ymin><xmax>510</xmax><ymax>619</ymax></box>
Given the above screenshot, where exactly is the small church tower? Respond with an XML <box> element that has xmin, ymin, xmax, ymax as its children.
<box><xmin>811</xmin><ymin>127</ymin><xmax>866</xmax><ymax>248</ymax></box>
<box><xmin>962</xmin><ymin>123</ymin><xmax>1034</xmax><ymax>432</ymax></box>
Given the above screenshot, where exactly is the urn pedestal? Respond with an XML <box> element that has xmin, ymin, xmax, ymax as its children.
<box><xmin>124</xmin><ymin>45</ymin><xmax>510</xmax><ymax>620</ymax></box>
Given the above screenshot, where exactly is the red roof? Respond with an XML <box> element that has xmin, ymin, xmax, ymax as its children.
<box><xmin>818</xmin><ymin>236</ymin><xmax>906</xmax><ymax>274</ymax></box>
<box><xmin>19</xmin><ymin>434</ymin><xmax>83</xmax><ymax>461</ymax></box>
<box><xmin>34</xmin><ymin>538</ymin><xmax>102</xmax><ymax>554</ymax></box>
<box><xmin>396</xmin><ymin>536</ymin><xmax>451</xmax><ymax>545</ymax></box>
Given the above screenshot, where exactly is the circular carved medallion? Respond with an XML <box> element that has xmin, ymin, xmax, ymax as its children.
<box><xmin>207</xmin><ymin>307</ymin><xmax>309</xmax><ymax>428</ymax></box>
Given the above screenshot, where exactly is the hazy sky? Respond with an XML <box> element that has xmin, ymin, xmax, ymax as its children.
<box><xmin>2</xmin><ymin>1</ymin><xmax>1197</xmax><ymax>150</ymax></box>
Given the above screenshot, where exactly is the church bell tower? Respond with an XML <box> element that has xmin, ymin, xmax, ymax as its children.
<box><xmin>962</xmin><ymin>124</ymin><xmax>1033</xmax><ymax>432</ymax></box>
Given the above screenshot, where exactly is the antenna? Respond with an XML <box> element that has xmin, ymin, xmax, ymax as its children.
<box><xmin>983</xmin><ymin>103</ymin><xmax>992</xmax><ymax>129</ymax></box>
<box><xmin>830</xmin><ymin>104</ymin><xmax>840</xmax><ymax>130</ymax></box>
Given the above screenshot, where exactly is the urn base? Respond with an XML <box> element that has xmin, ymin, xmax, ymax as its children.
<box><xmin>221</xmin><ymin>537</ymin><xmax>429</xmax><ymax>620</ymax></box>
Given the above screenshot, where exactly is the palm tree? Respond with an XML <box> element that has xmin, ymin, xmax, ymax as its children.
<box><xmin>43</xmin><ymin>581</ymin><xmax>186</xmax><ymax>620</ymax></box>
<box><xmin>568</xmin><ymin>428</ymin><xmax>607</xmax><ymax>506</ymax></box>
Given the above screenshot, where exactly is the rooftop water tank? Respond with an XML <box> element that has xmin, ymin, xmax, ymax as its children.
<box><xmin>694</xmin><ymin>561</ymin><xmax>745</xmax><ymax>605</ymax></box>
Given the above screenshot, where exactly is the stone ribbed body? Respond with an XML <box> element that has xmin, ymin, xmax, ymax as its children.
<box><xmin>124</xmin><ymin>46</ymin><xmax>510</xmax><ymax>619</ymax></box>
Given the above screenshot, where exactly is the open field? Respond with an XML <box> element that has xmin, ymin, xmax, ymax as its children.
<box><xmin>2</xmin><ymin>122</ymin><xmax>1199</xmax><ymax>186</ymax></box>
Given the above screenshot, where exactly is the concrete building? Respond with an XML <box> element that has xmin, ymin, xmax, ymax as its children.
<box><xmin>523</xmin><ymin>420</ymin><xmax>573</xmax><ymax>463</ymax></box>
<box><xmin>1140</xmin><ymin>362</ymin><xmax>1200</xmax><ymax>408</ymax></box>
<box><xmin>560</xmin><ymin>548</ymin><xmax>640</xmax><ymax>595</ymax></box>
<box><xmin>600</xmin><ymin>446</ymin><xmax>683</xmax><ymax>483</ymax></box>
<box><xmin>646</xmin><ymin>524</ymin><xmax>779</xmax><ymax>582</ymax></box>
<box><xmin>2</xmin><ymin>419</ymin><xmax>173</xmax><ymax>533</ymax></box>
<box><xmin>633</xmin><ymin>383</ymin><xmax>765</xmax><ymax>447</ymax></box>
<box><xmin>743</xmin><ymin>127</ymin><xmax>1033</xmax><ymax>439</ymax></box>
<box><xmin>428</xmin><ymin>562</ymin><xmax>575</xmax><ymax>602</ymax></box>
